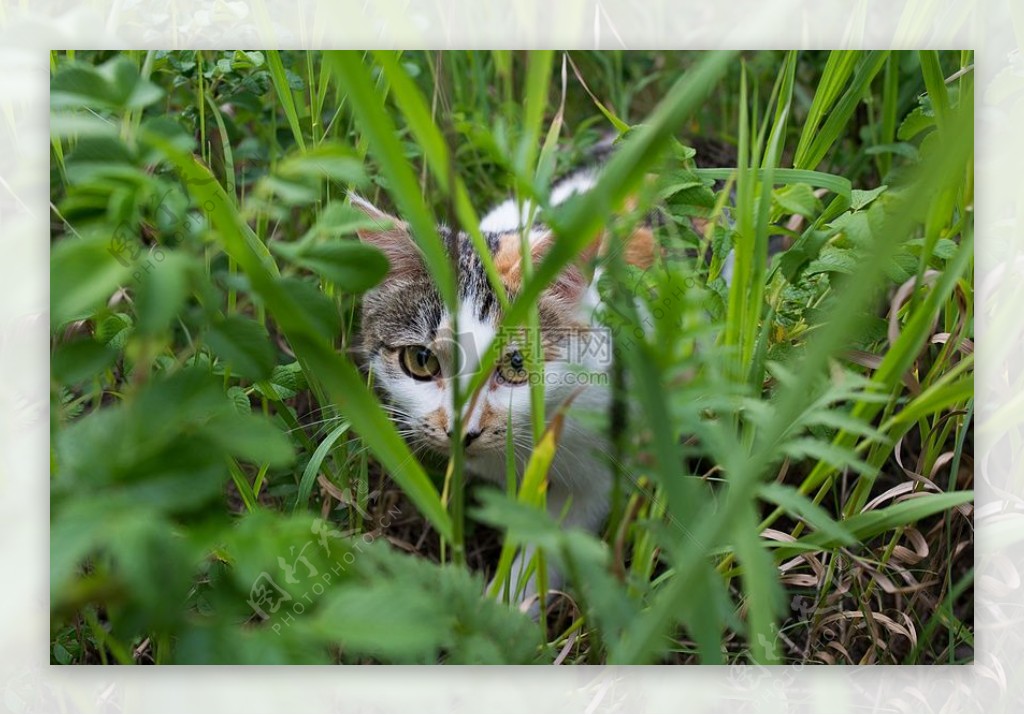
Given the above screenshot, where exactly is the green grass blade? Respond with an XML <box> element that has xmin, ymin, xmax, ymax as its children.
<box><xmin>516</xmin><ymin>49</ymin><xmax>554</xmax><ymax>175</ymax></box>
<box><xmin>266</xmin><ymin>50</ymin><xmax>307</xmax><ymax>152</ymax></box>
<box><xmin>758</xmin><ymin>482</ymin><xmax>857</xmax><ymax>546</ymax></box>
<box><xmin>294</xmin><ymin>421</ymin><xmax>351</xmax><ymax>513</ymax></box>
<box><xmin>733</xmin><ymin>501</ymin><xmax>784</xmax><ymax>664</ymax></box>
<box><xmin>693</xmin><ymin>168</ymin><xmax>851</xmax><ymax>200</ymax></box>
<box><xmin>919</xmin><ymin>50</ymin><xmax>950</xmax><ymax>129</ymax></box>
<box><xmin>227</xmin><ymin>457</ymin><xmax>258</xmax><ymax>512</ymax></box>
<box><xmin>776</xmin><ymin>490</ymin><xmax>973</xmax><ymax>556</ymax></box>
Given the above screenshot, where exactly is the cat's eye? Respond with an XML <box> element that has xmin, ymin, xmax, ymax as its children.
<box><xmin>496</xmin><ymin>349</ymin><xmax>529</xmax><ymax>385</ymax></box>
<box><xmin>399</xmin><ymin>345</ymin><xmax>441</xmax><ymax>380</ymax></box>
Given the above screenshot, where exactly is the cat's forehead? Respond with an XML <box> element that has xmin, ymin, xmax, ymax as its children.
<box><xmin>361</xmin><ymin>231</ymin><xmax>502</xmax><ymax>349</ymax></box>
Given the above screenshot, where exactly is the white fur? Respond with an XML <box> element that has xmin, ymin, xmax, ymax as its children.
<box><xmin>478</xmin><ymin>170</ymin><xmax>598</xmax><ymax>234</ymax></box>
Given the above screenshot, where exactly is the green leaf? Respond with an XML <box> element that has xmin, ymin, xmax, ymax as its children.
<box><xmin>51</xmin><ymin>339</ymin><xmax>118</xmax><ymax>385</ymax></box>
<box><xmin>324</xmin><ymin>52</ymin><xmax>456</xmax><ymax>309</ymax></box>
<box><xmin>276</xmin><ymin>144</ymin><xmax>368</xmax><ymax>187</ymax></box>
<box><xmin>255</xmin><ymin>361</ymin><xmax>308</xmax><ymax>400</ymax></box>
<box><xmin>694</xmin><ymin>168</ymin><xmax>851</xmax><ymax>201</ymax></box>
<box><xmin>227</xmin><ymin>385</ymin><xmax>251</xmax><ymax>414</ymax></box>
<box><xmin>733</xmin><ymin>501</ymin><xmax>785</xmax><ymax>664</ymax></box>
<box><xmin>53</xmin><ymin>643</ymin><xmax>72</xmax><ymax>665</ymax></box>
<box><xmin>51</xmin><ymin>57</ymin><xmax>163</xmax><ymax>110</ymax></box>
<box><xmin>206</xmin><ymin>412</ymin><xmax>295</xmax><ymax>467</ymax></box>
<box><xmin>773</xmin><ymin>183</ymin><xmax>821</xmax><ymax>217</ymax></box>
<box><xmin>897</xmin><ymin>105</ymin><xmax>934</xmax><ymax>141</ymax></box>
<box><xmin>134</xmin><ymin>252</ymin><xmax>194</xmax><ymax>336</ymax></box>
<box><xmin>49</xmin><ymin>112</ymin><xmax>119</xmax><ymax>139</ymax></box>
<box><xmin>805</xmin><ymin>246</ymin><xmax>858</xmax><ymax>276</ymax></box>
<box><xmin>206</xmin><ymin>316</ymin><xmax>277</xmax><ymax>381</ymax></box>
<box><xmin>296</xmin><ymin>203</ymin><xmax>383</xmax><ymax>246</ymax></box>
<box><xmin>850</xmin><ymin>185</ymin><xmax>888</xmax><ymax>211</ymax></box>
<box><xmin>272</xmin><ymin>241</ymin><xmax>388</xmax><ymax>293</ymax></box>
<box><xmin>781</xmin><ymin>437</ymin><xmax>876</xmax><ymax>477</ymax></box>
<box><xmin>51</xmin><ymin>235</ymin><xmax>131</xmax><ymax>328</ymax></box>
<box><xmin>317</xmin><ymin>582</ymin><xmax>453</xmax><ymax>662</ymax></box>
<box><xmin>919</xmin><ymin>51</ymin><xmax>950</xmax><ymax>129</ymax></box>
<box><xmin>777</xmin><ymin>491</ymin><xmax>974</xmax><ymax>556</ymax></box>
<box><xmin>865</xmin><ymin>142</ymin><xmax>919</xmax><ymax>161</ymax></box>
<box><xmin>793</xmin><ymin>50</ymin><xmax>860</xmax><ymax>168</ymax></box>
<box><xmin>139</xmin><ymin>116</ymin><xmax>196</xmax><ymax>157</ymax></box>
<box><xmin>793</xmin><ymin>51</ymin><xmax>888</xmax><ymax>170</ymax></box>
<box><xmin>275</xmin><ymin>278</ymin><xmax>342</xmax><ymax>338</ymax></box>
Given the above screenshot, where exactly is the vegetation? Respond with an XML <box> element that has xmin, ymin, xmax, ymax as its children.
<box><xmin>50</xmin><ymin>50</ymin><xmax>973</xmax><ymax>664</ymax></box>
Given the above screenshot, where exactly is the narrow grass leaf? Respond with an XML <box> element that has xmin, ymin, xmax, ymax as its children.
<box><xmin>294</xmin><ymin>421</ymin><xmax>351</xmax><ymax>512</ymax></box>
<box><xmin>266</xmin><ymin>50</ymin><xmax>307</xmax><ymax>152</ymax></box>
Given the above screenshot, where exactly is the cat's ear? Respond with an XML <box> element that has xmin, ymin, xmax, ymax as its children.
<box><xmin>349</xmin><ymin>194</ymin><xmax>423</xmax><ymax>278</ymax></box>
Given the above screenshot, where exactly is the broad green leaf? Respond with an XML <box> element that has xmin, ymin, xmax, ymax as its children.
<box><xmin>850</xmin><ymin>185</ymin><xmax>888</xmax><ymax>211</ymax></box>
<box><xmin>806</xmin><ymin>246</ymin><xmax>858</xmax><ymax>276</ymax></box>
<box><xmin>316</xmin><ymin>582</ymin><xmax>453</xmax><ymax>663</ymax></box>
<box><xmin>51</xmin><ymin>235</ymin><xmax>131</xmax><ymax>328</ymax></box>
<box><xmin>275</xmin><ymin>144</ymin><xmax>368</xmax><ymax>187</ymax></box>
<box><xmin>207</xmin><ymin>412</ymin><xmax>295</xmax><ymax>468</ymax></box>
<box><xmin>206</xmin><ymin>315</ymin><xmax>277</xmax><ymax>381</ymax></box>
<box><xmin>773</xmin><ymin>183</ymin><xmax>821</xmax><ymax>217</ymax></box>
<box><xmin>272</xmin><ymin>241</ymin><xmax>388</xmax><ymax>293</ymax></box>
<box><xmin>275</xmin><ymin>278</ymin><xmax>342</xmax><ymax>338</ymax></box>
<box><xmin>51</xmin><ymin>56</ymin><xmax>163</xmax><ymax>110</ymax></box>
<box><xmin>897</xmin><ymin>106</ymin><xmax>935</xmax><ymax>141</ymax></box>
<box><xmin>134</xmin><ymin>251</ymin><xmax>194</xmax><ymax>336</ymax></box>
<box><xmin>51</xmin><ymin>339</ymin><xmax>118</xmax><ymax>385</ymax></box>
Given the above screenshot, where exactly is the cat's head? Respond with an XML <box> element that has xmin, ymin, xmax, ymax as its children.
<box><xmin>351</xmin><ymin>195</ymin><xmax>608</xmax><ymax>460</ymax></box>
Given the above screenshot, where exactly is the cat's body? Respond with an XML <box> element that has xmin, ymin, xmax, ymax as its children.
<box><xmin>353</xmin><ymin>167</ymin><xmax>627</xmax><ymax>606</ymax></box>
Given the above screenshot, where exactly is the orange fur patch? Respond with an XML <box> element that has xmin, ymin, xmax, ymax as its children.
<box><xmin>622</xmin><ymin>227</ymin><xmax>656</xmax><ymax>269</ymax></box>
<box><xmin>495</xmin><ymin>221</ymin><xmax>655</xmax><ymax>295</ymax></box>
<box><xmin>494</xmin><ymin>232</ymin><xmax>524</xmax><ymax>291</ymax></box>
<box><xmin>426</xmin><ymin>407</ymin><xmax>448</xmax><ymax>433</ymax></box>
<box><xmin>475</xmin><ymin>401</ymin><xmax>503</xmax><ymax>435</ymax></box>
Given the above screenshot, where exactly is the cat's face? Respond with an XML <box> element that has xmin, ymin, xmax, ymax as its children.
<box><xmin>352</xmin><ymin>196</ymin><xmax>592</xmax><ymax>463</ymax></box>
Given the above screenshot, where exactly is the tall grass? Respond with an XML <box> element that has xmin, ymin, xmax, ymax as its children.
<box><xmin>49</xmin><ymin>50</ymin><xmax>973</xmax><ymax>664</ymax></box>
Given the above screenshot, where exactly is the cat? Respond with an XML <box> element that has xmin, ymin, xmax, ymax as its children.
<box><xmin>350</xmin><ymin>166</ymin><xmax>656</xmax><ymax>610</ymax></box>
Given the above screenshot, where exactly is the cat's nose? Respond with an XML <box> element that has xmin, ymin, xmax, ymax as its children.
<box><xmin>462</xmin><ymin>429</ymin><xmax>482</xmax><ymax>448</ymax></box>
